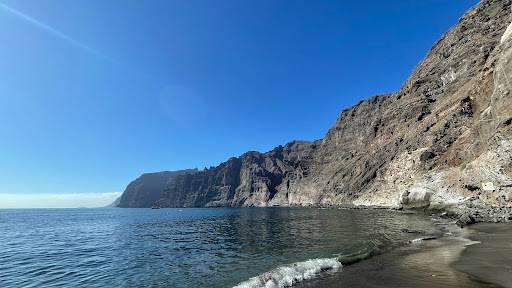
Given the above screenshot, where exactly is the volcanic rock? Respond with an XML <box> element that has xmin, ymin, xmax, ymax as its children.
<box><xmin>149</xmin><ymin>0</ymin><xmax>512</xmax><ymax>215</ymax></box>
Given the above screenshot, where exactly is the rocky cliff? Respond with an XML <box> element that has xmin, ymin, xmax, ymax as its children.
<box><xmin>104</xmin><ymin>196</ymin><xmax>121</xmax><ymax>208</ymax></box>
<box><xmin>156</xmin><ymin>141</ymin><xmax>316</xmax><ymax>207</ymax></box>
<box><xmin>117</xmin><ymin>169</ymin><xmax>198</xmax><ymax>208</ymax></box>
<box><xmin>155</xmin><ymin>0</ymin><xmax>512</xmax><ymax>217</ymax></box>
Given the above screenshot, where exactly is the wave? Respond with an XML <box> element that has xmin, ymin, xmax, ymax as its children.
<box><xmin>408</xmin><ymin>236</ymin><xmax>437</xmax><ymax>244</ymax></box>
<box><xmin>234</xmin><ymin>232</ymin><xmax>442</xmax><ymax>287</ymax></box>
<box><xmin>336</xmin><ymin>236</ymin><xmax>396</xmax><ymax>265</ymax></box>
<box><xmin>409</xmin><ymin>237</ymin><xmax>425</xmax><ymax>243</ymax></box>
<box><xmin>233</xmin><ymin>258</ymin><xmax>342</xmax><ymax>288</ymax></box>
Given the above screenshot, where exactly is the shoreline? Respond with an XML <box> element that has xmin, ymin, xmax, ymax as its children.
<box><xmin>310</xmin><ymin>202</ymin><xmax>512</xmax><ymax>227</ymax></box>
<box><xmin>115</xmin><ymin>205</ymin><xmax>512</xmax><ymax>287</ymax></box>
<box><xmin>452</xmin><ymin>222</ymin><xmax>512</xmax><ymax>288</ymax></box>
<box><xmin>296</xmin><ymin>216</ymin><xmax>506</xmax><ymax>288</ymax></box>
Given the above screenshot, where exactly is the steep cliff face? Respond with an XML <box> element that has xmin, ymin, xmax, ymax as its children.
<box><xmin>117</xmin><ymin>169</ymin><xmax>198</xmax><ymax>208</ymax></box>
<box><xmin>156</xmin><ymin>0</ymin><xmax>512</xmax><ymax>213</ymax></box>
<box><xmin>156</xmin><ymin>141</ymin><xmax>316</xmax><ymax>207</ymax></box>
<box><xmin>305</xmin><ymin>0</ymin><xmax>512</xmax><ymax>210</ymax></box>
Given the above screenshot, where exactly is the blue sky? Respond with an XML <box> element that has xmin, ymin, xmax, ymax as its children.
<box><xmin>0</xmin><ymin>0</ymin><xmax>479</xmax><ymax>207</ymax></box>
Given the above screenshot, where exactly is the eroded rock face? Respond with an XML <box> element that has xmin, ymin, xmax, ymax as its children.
<box><xmin>156</xmin><ymin>141</ymin><xmax>316</xmax><ymax>207</ymax></box>
<box><xmin>117</xmin><ymin>169</ymin><xmax>198</xmax><ymax>208</ymax></box>
<box><xmin>155</xmin><ymin>0</ymin><xmax>512</xmax><ymax>213</ymax></box>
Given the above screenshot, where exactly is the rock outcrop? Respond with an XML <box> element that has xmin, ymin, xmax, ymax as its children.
<box><xmin>456</xmin><ymin>213</ymin><xmax>476</xmax><ymax>228</ymax></box>
<box><xmin>152</xmin><ymin>0</ymin><xmax>512</xmax><ymax>216</ymax></box>
<box><xmin>117</xmin><ymin>169</ymin><xmax>198</xmax><ymax>208</ymax></box>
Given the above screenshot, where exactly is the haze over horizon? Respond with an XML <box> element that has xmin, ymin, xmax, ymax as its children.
<box><xmin>0</xmin><ymin>0</ymin><xmax>479</xmax><ymax>208</ymax></box>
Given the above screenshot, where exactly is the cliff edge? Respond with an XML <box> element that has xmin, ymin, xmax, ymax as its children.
<box><xmin>117</xmin><ymin>169</ymin><xmax>198</xmax><ymax>208</ymax></box>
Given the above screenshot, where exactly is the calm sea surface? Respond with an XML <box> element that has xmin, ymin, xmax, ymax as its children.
<box><xmin>0</xmin><ymin>208</ymin><xmax>451</xmax><ymax>287</ymax></box>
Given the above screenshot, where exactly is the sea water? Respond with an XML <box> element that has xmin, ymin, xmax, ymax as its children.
<box><xmin>0</xmin><ymin>208</ymin><xmax>459</xmax><ymax>287</ymax></box>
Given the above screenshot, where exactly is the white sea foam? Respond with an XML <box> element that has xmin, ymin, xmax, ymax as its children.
<box><xmin>408</xmin><ymin>238</ymin><xmax>424</xmax><ymax>243</ymax></box>
<box><xmin>233</xmin><ymin>258</ymin><xmax>342</xmax><ymax>288</ymax></box>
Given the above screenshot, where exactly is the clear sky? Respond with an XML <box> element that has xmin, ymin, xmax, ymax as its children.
<box><xmin>0</xmin><ymin>0</ymin><xmax>479</xmax><ymax>207</ymax></box>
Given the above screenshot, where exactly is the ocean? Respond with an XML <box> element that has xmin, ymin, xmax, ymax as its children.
<box><xmin>0</xmin><ymin>208</ymin><xmax>495</xmax><ymax>287</ymax></box>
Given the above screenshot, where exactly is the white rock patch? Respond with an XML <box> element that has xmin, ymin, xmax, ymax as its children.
<box><xmin>501</xmin><ymin>21</ymin><xmax>512</xmax><ymax>44</ymax></box>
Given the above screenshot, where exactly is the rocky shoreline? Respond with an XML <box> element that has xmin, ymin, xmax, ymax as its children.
<box><xmin>311</xmin><ymin>202</ymin><xmax>512</xmax><ymax>227</ymax></box>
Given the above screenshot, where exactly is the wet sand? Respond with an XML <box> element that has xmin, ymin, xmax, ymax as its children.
<box><xmin>297</xmin><ymin>222</ymin><xmax>503</xmax><ymax>287</ymax></box>
<box><xmin>452</xmin><ymin>222</ymin><xmax>512</xmax><ymax>288</ymax></box>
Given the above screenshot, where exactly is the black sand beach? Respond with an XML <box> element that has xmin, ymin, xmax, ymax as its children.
<box><xmin>298</xmin><ymin>221</ymin><xmax>512</xmax><ymax>288</ymax></box>
<box><xmin>453</xmin><ymin>223</ymin><xmax>512</xmax><ymax>288</ymax></box>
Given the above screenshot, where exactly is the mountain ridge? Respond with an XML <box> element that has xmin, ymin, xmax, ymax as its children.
<box><xmin>126</xmin><ymin>0</ymin><xmax>512</xmax><ymax>221</ymax></box>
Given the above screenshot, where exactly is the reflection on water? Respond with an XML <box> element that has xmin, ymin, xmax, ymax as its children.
<box><xmin>1</xmin><ymin>208</ymin><xmax>445</xmax><ymax>288</ymax></box>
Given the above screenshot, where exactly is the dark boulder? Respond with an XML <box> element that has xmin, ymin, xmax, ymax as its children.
<box><xmin>456</xmin><ymin>213</ymin><xmax>476</xmax><ymax>228</ymax></box>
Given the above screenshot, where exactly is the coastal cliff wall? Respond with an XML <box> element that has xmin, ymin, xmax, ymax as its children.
<box><xmin>116</xmin><ymin>169</ymin><xmax>198</xmax><ymax>208</ymax></box>
<box><xmin>151</xmin><ymin>0</ymin><xmax>512</xmax><ymax>215</ymax></box>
